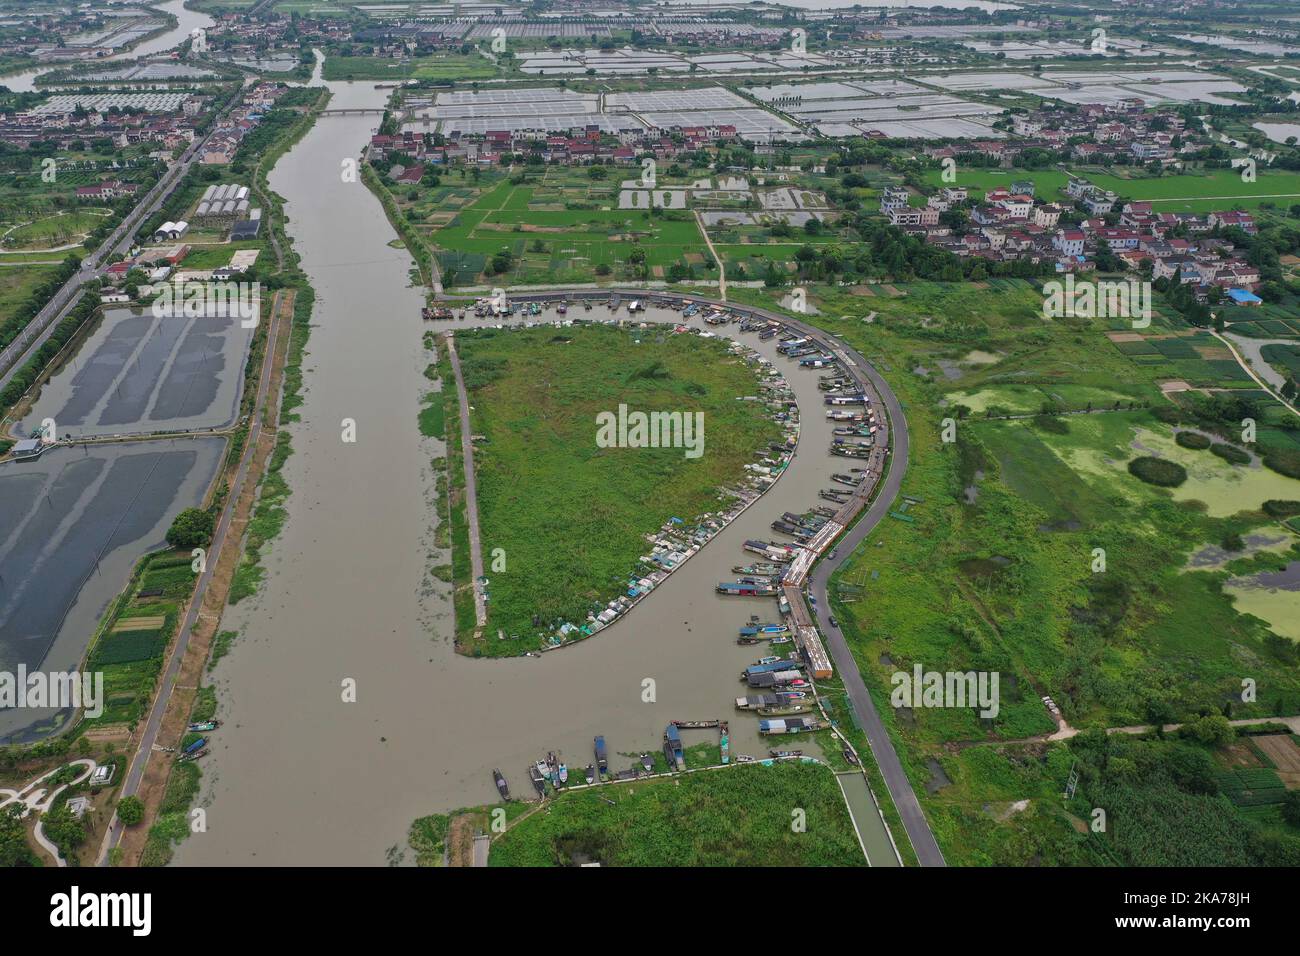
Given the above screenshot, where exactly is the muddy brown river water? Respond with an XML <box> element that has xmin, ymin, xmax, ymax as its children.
<box><xmin>174</xmin><ymin>79</ymin><xmax>896</xmax><ymax>866</ymax></box>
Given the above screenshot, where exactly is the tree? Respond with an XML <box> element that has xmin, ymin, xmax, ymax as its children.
<box><xmin>166</xmin><ymin>507</ymin><xmax>214</xmax><ymax>550</ymax></box>
<box><xmin>1282</xmin><ymin>790</ymin><xmax>1300</xmax><ymax>827</ymax></box>
<box><xmin>116</xmin><ymin>795</ymin><xmax>144</xmax><ymax>826</ymax></box>
<box><xmin>0</xmin><ymin>805</ymin><xmax>38</xmax><ymax>867</ymax></box>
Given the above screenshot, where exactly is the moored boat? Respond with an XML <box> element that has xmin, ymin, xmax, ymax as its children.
<box><xmin>594</xmin><ymin>736</ymin><xmax>608</xmax><ymax>776</ymax></box>
<box><xmin>493</xmin><ymin>769</ymin><xmax>510</xmax><ymax>801</ymax></box>
<box><xmin>558</xmin><ymin>762</ymin><xmax>569</xmax><ymax>785</ymax></box>
<box><xmin>639</xmin><ymin>752</ymin><xmax>653</xmax><ymax>772</ymax></box>
<box><xmin>584</xmin><ymin>764</ymin><xmax>595</xmax><ymax>785</ymax></box>
<box><xmin>720</xmin><ymin>721</ymin><xmax>730</xmax><ymax>765</ymax></box>
<box><xmin>528</xmin><ymin>763</ymin><xmax>546</xmax><ymax>796</ymax></box>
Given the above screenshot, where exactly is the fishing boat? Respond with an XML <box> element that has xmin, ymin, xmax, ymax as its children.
<box><xmin>584</xmin><ymin>764</ymin><xmax>595</xmax><ymax>785</ymax></box>
<box><xmin>177</xmin><ymin>748</ymin><xmax>208</xmax><ymax>763</ymax></box>
<box><xmin>754</xmin><ymin>655</ymin><xmax>783</xmax><ymax>666</ymax></box>
<box><xmin>558</xmin><ymin>762</ymin><xmax>569</xmax><ymax>785</ymax></box>
<box><xmin>759</xmin><ymin>718</ymin><xmax>824</xmax><ymax>735</ymax></box>
<box><xmin>528</xmin><ymin>763</ymin><xmax>546</xmax><ymax>796</ymax></box>
<box><xmin>663</xmin><ymin>724</ymin><xmax>685</xmax><ymax>771</ymax></box>
<box><xmin>768</xmin><ymin>635</ymin><xmax>793</xmax><ymax>646</ymax></box>
<box><xmin>737</xmin><ymin>635</ymin><xmax>764</xmax><ymax>645</ymax></box>
<box><xmin>769</xmin><ymin>750</ymin><xmax>803</xmax><ymax>759</ymax></box>
<box><xmin>493</xmin><ymin>769</ymin><xmax>510</xmax><ymax>801</ymax></box>
<box><xmin>546</xmin><ymin>751</ymin><xmax>559</xmax><ymax>785</ymax></box>
<box><xmin>672</xmin><ymin>719</ymin><xmax>719</xmax><ymax>730</ymax></box>
<box><xmin>758</xmin><ymin>701</ymin><xmax>813</xmax><ymax>716</ymax></box>
<box><xmin>720</xmin><ymin>721</ymin><xmax>730</xmax><ymax>765</ymax></box>
<box><xmin>187</xmin><ymin>720</ymin><xmax>220</xmax><ymax>733</ymax></box>
<box><xmin>639</xmin><ymin>752</ymin><xmax>653</xmax><ymax>773</ymax></box>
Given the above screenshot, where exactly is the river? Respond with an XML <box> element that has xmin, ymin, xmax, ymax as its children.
<box><xmin>154</xmin><ymin>75</ymin><xmax>895</xmax><ymax>866</ymax></box>
<box><xmin>1</xmin><ymin>0</ymin><xmax>215</xmax><ymax>94</ymax></box>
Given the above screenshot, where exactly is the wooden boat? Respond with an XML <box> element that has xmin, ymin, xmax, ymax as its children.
<box><xmin>769</xmin><ymin>750</ymin><xmax>803</xmax><ymax>758</ymax></box>
<box><xmin>177</xmin><ymin>748</ymin><xmax>208</xmax><ymax>763</ymax></box>
<box><xmin>187</xmin><ymin>720</ymin><xmax>219</xmax><ymax>732</ymax></box>
<box><xmin>494</xmin><ymin>769</ymin><xmax>511</xmax><ymax>801</ymax></box>
<box><xmin>672</xmin><ymin>719</ymin><xmax>719</xmax><ymax>729</ymax></box>
<box><xmin>528</xmin><ymin>763</ymin><xmax>546</xmax><ymax>796</ymax></box>
<box><xmin>758</xmin><ymin>701</ymin><xmax>813</xmax><ymax>716</ymax></box>
<box><xmin>546</xmin><ymin>751</ymin><xmax>559</xmax><ymax>785</ymax></box>
<box><xmin>664</xmin><ymin>724</ymin><xmax>685</xmax><ymax>771</ymax></box>
<box><xmin>639</xmin><ymin>752</ymin><xmax>653</xmax><ymax>772</ymax></box>
<box><xmin>594</xmin><ymin>736</ymin><xmax>608</xmax><ymax>776</ymax></box>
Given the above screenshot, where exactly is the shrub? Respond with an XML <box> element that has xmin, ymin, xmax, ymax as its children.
<box><xmin>116</xmin><ymin>795</ymin><xmax>144</xmax><ymax>826</ymax></box>
<box><xmin>1032</xmin><ymin>414</ymin><xmax>1070</xmax><ymax>434</ymax></box>
<box><xmin>1175</xmin><ymin>431</ymin><xmax>1211</xmax><ymax>450</ymax></box>
<box><xmin>1263</xmin><ymin>450</ymin><xmax>1300</xmax><ymax>480</ymax></box>
<box><xmin>1262</xmin><ymin>500</ymin><xmax>1300</xmax><ymax>517</ymax></box>
<box><xmin>1128</xmin><ymin>456</ymin><xmax>1187</xmax><ymax>487</ymax></box>
<box><xmin>165</xmin><ymin>507</ymin><xmax>214</xmax><ymax>549</ymax></box>
<box><xmin>1210</xmin><ymin>443</ymin><xmax>1250</xmax><ymax>465</ymax></box>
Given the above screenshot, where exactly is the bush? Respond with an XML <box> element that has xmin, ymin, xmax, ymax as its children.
<box><xmin>1032</xmin><ymin>414</ymin><xmax>1070</xmax><ymax>434</ymax></box>
<box><xmin>1263</xmin><ymin>450</ymin><xmax>1300</xmax><ymax>480</ymax></box>
<box><xmin>1175</xmin><ymin>430</ymin><xmax>1211</xmax><ymax>450</ymax></box>
<box><xmin>116</xmin><ymin>795</ymin><xmax>144</xmax><ymax>826</ymax></box>
<box><xmin>1128</xmin><ymin>456</ymin><xmax>1187</xmax><ymax>487</ymax></box>
<box><xmin>165</xmin><ymin>508</ymin><xmax>214</xmax><ymax>549</ymax></box>
<box><xmin>1210</xmin><ymin>443</ymin><xmax>1250</xmax><ymax>465</ymax></box>
<box><xmin>1263</xmin><ymin>500</ymin><xmax>1300</xmax><ymax>517</ymax></box>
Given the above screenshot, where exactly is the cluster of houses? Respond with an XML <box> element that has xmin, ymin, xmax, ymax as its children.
<box><xmin>1011</xmin><ymin>101</ymin><xmax>1195</xmax><ymax>166</ymax></box>
<box><xmin>890</xmin><ymin>173</ymin><xmax>1263</xmax><ymax>298</ymax></box>
<box><xmin>198</xmin><ymin>82</ymin><xmax>285</xmax><ymax>165</ymax></box>
<box><xmin>370</xmin><ymin>123</ymin><xmax>740</xmax><ymax>169</ymax></box>
<box><xmin>0</xmin><ymin>94</ymin><xmax>206</xmax><ymax>154</ymax></box>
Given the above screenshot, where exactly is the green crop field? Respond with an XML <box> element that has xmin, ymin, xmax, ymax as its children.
<box><xmin>427</xmin><ymin>180</ymin><xmax>712</xmax><ymax>285</ymax></box>
<box><xmin>447</xmin><ymin>322</ymin><xmax>781</xmax><ymax>654</ymax></box>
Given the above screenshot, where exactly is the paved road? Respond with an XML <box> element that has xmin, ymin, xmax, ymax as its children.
<box><xmin>96</xmin><ymin>290</ymin><xmax>290</xmax><ymax>865</ymax></box>
<box><xmin>0</xmin><ymin>86</ymin><xmax>243</xmax><ymax>393</ymax></box>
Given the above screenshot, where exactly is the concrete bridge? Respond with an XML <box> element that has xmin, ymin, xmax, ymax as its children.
<box><xmin>318</xmin><ymin>108</ymin><xmax>386</xmax><ymax>116</ymax></box>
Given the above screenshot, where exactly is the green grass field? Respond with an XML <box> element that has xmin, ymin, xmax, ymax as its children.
<box><xmin>923</xmin><ymin>166</ymin><xmax>1300</xmax><ymax>213</ymax></box>
<box><xmin>489</xmin><ymin>761</ymin><xmax>866</xmax><ymax>867</ymax></box>
<box><xmin>728</xmin><ymin>277</ymin><xmax>1300</xmax><ymax>865</ymax></box>
<box><xmin>450</xmin><ymin>322</ymin><xmax>781</xmax><ymax>654</ymax></box>
<box><xmin>427</xmin><ymin>179</ymin><xmax>711</xmax><ymax>285</ymax></box>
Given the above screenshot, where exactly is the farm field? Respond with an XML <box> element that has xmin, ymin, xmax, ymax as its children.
<box><xmin>923</xmin><ymin>165</ymin><xmax>1300</xmax><ymax>212</ymax></box>
<box><xmin>428</xmin><ymin>179</ymin><xmax>713</xmax><ymax>285</ymax></box>
<box><xmin>321</xmin><ymin>53</ymin><xmax>499</xmax><ymax>82</ymax></box>
<box><xmin>446</xmin><ymin>322</ymin><xmax>781</xmax><ymax>654</ymax></box>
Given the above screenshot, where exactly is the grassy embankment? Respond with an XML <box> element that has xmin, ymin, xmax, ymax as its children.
<box><xmin>732</xmin><ymin>277</ymin><xmax>1300</xmax><ymax>865</ymax></box>
<box><xmin>408</xmin><ymin>760</ymin><xmax>865</xmax><ymax>867</ymax></box>
<box><xmin>443</xmin><ymin>322</ymin><xmax>781</xmax><ymax>655</ymax></box>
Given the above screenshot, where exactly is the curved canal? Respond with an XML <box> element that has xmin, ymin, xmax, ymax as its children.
<box><xmin>174</xmin><ymin>79</ymin><xmax>900</xmax><ymax>866</ymax></box>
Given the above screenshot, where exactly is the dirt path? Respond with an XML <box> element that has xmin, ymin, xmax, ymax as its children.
<box><xmin>1211</xmin><ymin>330</ymin><xmax>1299</xmax><ymax>420</ymax></box>
<box><xmin>102</xmin><ymin>289</ymin><xmax>295</xmax><ymax>866</ymax></box>
<box><xmin>445</xmin><ymin>332</ymin><xmax>487</xmax><ymax>633</ymax></box>
<box><xmin>695</xmin><ymin>209</ymin><xmax>726</xmax><ymax>302</ymax></box>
